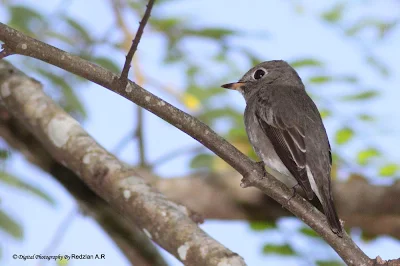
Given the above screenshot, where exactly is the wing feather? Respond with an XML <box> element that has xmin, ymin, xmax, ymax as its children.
<box><xmin>256</xmin><ymin>102</ymin><xmax>314</xmax><ymax>199</ymax></box>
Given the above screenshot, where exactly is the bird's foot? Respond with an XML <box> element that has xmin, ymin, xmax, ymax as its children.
<box><xmin>241</xmin><ymin>161</ymin><xmax>266</xmax><ymax>188</ymax></box>
<box><xmin>288</xmin><ymin>184</ymin><xmax>300</xmax><ymax>202</ymax></box>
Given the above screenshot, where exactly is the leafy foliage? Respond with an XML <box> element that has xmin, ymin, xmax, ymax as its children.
<box><xmin>357</xmin><ymin>148</ymin><xmax>380</xmax><ymax>165</ymax></box>
<box><xmin>262</xmin><ymin>244</ymin><xmax>295</xmax><ymax>256</ymax></box>
<box><xmin>190</xmin><ymin>154</ymin><xmax>214</xmax><ymax>169</ymax></box>
<box><xmin>335</xmin><ymin>127</ymin><xmax>354</xmax><ymax>145</ymax></box>
<box><xmin>379</xmin><ymin>164</ymin><xmax>399</xmax><ymax>177</ymax></box>
<box><xmin>249</xmin><ymin>221</ymin><xmax>277</xmax><ymax>231</ymax></box>
<box><xmin>0</xmin><ymin>172</ymin><xmax>55</xmax><ymax>205</ymax></box>
<box><xmin>316</xmin><ymin>260</ymin><xmax>345</xmax><ymax>266</ymax></box>
<box><xmin>299</xmin><ymin>226</ymin><xmax>320</xmax><ymax>238</ymax></box>
<box><xmin>0</xmin><ymin>209</ymin><xmax>23</xmax><ymax>239</ymax></box>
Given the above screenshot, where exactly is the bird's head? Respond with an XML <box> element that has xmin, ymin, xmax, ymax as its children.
<box><xmin>221</xmin><ymin>60</ymin><xmax>303</xmax><ymax>101</ymax></box>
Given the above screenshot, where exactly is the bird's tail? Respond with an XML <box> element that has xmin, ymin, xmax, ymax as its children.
<box><xmin>320</xmin><ymin>192</ymin><xmax>343</xmax><ymax>237</ymax></box>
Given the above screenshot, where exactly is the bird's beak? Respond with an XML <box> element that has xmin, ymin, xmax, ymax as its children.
<box><xmin>221</xmin><ymin>82</ymin><xmax>245</xmax><ymax>90</ymax></box>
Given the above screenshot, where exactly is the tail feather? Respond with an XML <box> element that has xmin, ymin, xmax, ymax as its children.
<box><xmin>321</xmin><ymin>195</ymin><xmax>343</xmax><ymax>237</ymax></box>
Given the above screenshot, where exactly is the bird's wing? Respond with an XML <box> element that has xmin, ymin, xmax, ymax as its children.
<box><xmin>255</xmin><ymin>96</ymin><xmax>314</xmax><ymax>199</ymax></box>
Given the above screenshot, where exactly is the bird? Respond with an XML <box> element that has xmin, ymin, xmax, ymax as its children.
<box><xmin>221</xmin><ymin>60</ymin><xmax>342</xmax><ymax>236</ymax></box>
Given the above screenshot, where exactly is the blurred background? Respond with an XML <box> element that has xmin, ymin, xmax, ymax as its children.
<box><xmin>1</xmin><ymin>0</ymin><xmax>400</xmax><ymax>265</ymax></box>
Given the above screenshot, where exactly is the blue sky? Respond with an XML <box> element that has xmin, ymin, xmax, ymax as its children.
<box><xmin>1</xmin><ymin>0</ymin><xmax>400</xmax><ymax>265</ymax></box>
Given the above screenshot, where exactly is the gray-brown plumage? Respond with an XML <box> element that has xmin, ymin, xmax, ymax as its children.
<box><xmin>222</xmin><ymin>60</ymin><xmax>342</xmax><ymax>236</ymax></box>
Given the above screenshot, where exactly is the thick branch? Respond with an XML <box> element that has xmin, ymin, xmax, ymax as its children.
<box><xmin>0</xmin><ymin>61</ymin><xmax>245</xmax><ymax>265</ymax></box>
<box><xmin>0</xmin><ymin>23</ymin><xmax>371</xmax><ymax>265</ymax></box>
<box><xmin>120</xmin><ymin>0</ymin><xmax>155</xmax><ymax>82</ymax></box>
<box><xmin>3</xmin><ymin>95</ymin><xmax>400</xmax><ymax>239</ymax></box>
<box><xmin>0</xmin><ymin>70</ymin><xmax>167</xmax><ymax>266</ymax></box>
<box><xmin>0</xmin><ymin>44</ymin><xmax>13</xmax><ymax>59</ymax></box>
<box><xmin>154</xmin><ymin>173</ymin><xmax>400</xmax><ymax>237</ymax></box>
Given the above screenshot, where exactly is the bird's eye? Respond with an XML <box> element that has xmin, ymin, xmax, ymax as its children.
<box><xmin>253</xmin><ymin>69</ymin><xmax>266</xmax><ymax>80</ymax></box>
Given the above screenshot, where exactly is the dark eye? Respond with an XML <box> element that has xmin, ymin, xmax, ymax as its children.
<box><xmin>253</xmin><ymin>69</ymin><xmax>266</xmax><ymax>80</ymax></box>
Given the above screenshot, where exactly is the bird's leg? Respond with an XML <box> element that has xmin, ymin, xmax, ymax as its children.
<box><xmin>255</xmin><ymin>161</ymin><xmax>265</xmax><ymax>169</ymax></box>
<box><xmin>288</xmin><ymin>184</ymin><xmax>300</xmax><ymax>202</ymax></box>
<box><xmin>241</xmin><ymin>161</ymin><xmax>266</xmax><ymax>188</ymax></box>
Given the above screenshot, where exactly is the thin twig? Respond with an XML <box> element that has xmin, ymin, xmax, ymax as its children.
<box><xmin>112</xmin><ymin>129</ymin><xmax>135</xmax><ymax>155</ymax></box>
<box><xmin>136</xmin><ymin>106</ymin><xmax>146</xmax><ymax>167</ymax></box>
<box><xmin>40</xmin><ymin>208</ymin><xmax>77</xmax><ymax>265</ymax></box>
<box><xmin>151</xmin><ymin>145</ymin><xmax>204</xmax><ymax>167</ymax></box>
<box><xmin>119</xmin><ymin>0</ymin><xmax>155</xmax><ymax>83</ymax></box>
<box><xmin>113</xmin><ymin>0</ymin><xmax>149</xmax><ymax>166</ymax></box>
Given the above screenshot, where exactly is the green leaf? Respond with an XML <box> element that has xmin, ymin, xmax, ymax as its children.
<box><xmin>346</xmin><ymin>19</ymin><xmax>375</xmax><ymax>37</ymax></box>
<box><xmin>309</xmin><ymin>75</ymin><xmax>357</xmax><ymax>85</ymax></box>
<box><xmin>346</xmin><ymin>19</ymin><xmax>397</xmax><ymax>39</ymax></box>
<box><xmin>291</xmin><ymin>58</ymin><xmax>323</xmax><ymax>68</ymax></box>
<box><xmin>299</xmin><ymin>227</ymin><xmax>319</xmax><ymax>238</ymax></box>
<box><xmin>322</xmin><ymin>3</ymin><xmax>345</xmax><ymax>23</ymax></box>
<box><xmin>262</xmin><ymin>244</ymin><xmax>295</xmax><ymax>256</ymax></box>
<box><xmin>0</xmin><ymin>172</ymin><xmax>55</xmax><ymax>205</ymax></box>
<box><xmin>316</xmin><ymin>260</ymin><xmax>344</xmax><ymax>266</ymax></box>
<box><xmin>46</xmin><ymin>31</ymin><xmax>76</xmax><ymax>46</ymax></box>
<box><xmin>92</xmin><ymin>57</ymin><xmax>120</xmax><ymax>73</ymax></box>
<box><xmin>341</xmin><ymin>90</ymin><xmax>379</xmax><ymax>101</ymax></box>
<box><xmin>9</xmin><ymin>5</ymin><xmax>44</xmax><ymax>34</ymax></box>
<box><xmin>361</xmin><ymin>230</ymin><xmax>378</xmax><ymax>242</ymax></box>
<box><xmin>339</xmin><ymin>75</ymin><xmax>358</xmax><ymax>83</ymax></box>
<box><xmin>319</xmin><ymin>109</ymin><xmax>331</xmax><ymax>119</ymax></box>
<box><xmin>241</xmin><ymin>49</ymin><xmax>262</xmax><ymax>66</ymax></box>
<box><xmin>0</xmin><ymin>149</ymin><xmax>10</xmax><ymax>160</ymax></box>
<box><xmin>198</xmin><ymin>108</ymin><xmax>242</xmax><ymax>125</ymax></box>
<box><xmin>57</xmin><ymin>257</ymin><xmax>69</xmax><ymax>266</ymax></box>
<box><xmin>190</xmin><ymin>154</ymin><xmax>213</xmax><ymax>169</ymax></box>
<box><xmin>357</xmin><ymin>148</ymin><xmax>380</xmax><ymax>165</ymax></box>
<box><xmin>184</xmin><ymin>27</ymin><xmax>237</xmax><ymax>39</ymax></box>
<box><xmin>186</xmin><ymin>65</ymin><xmax>200</xmax><ymax>79</ymax></box>
<box><xmin>227</xmin><ymin>127</ymin><xmax>248</xmax><ymax>139</ymax></box>
<box><xmin>249</xmin><ymin>221</ymin><xmax>276</xmax><ymax>231</ymax></box>
<box><xmin>0</xmin><ymin>209</ymin><xmax>23</xmax><ymax>239</ymax></box>
<box><xmin>366</xmin><ymin>56</ymin><xmax>389</xmax><ymax>77</ymax></box>
<box><xmin>309</xmin><ymin>75</ymin><xmax>332</xmax><ymax>84</ymax></box>
<box><xmin>379</xmin><ymin>164</ymin><xmax>399</xmax><ymax>177</ymax></box>
<box><xmin>358</xmin><ymin>114</ymin><xmax>375</xmax><ymax>122</ymax></box>
<box><xmin>335</xmin><ymin>127</ymin><xmax>354</xmax><ymax>145</ymax></box>
<box><xmin>151</xmin><ymin>17</ymin><xmax>183</xmax><ymax>32</ymax></box>
<box><xmin>377</xmin><ymin>21</ymin><xmax>397</xmax><ymax>39</ymax></box>
<box><xmin>64</xmin><ymin>17</ymin><xmax>92</xmax><ymax>43</ymax></box>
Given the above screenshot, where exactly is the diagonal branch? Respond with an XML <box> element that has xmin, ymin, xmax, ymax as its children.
<box><xmin>0</xmin><ymin>23</ymin><xmax>375</xmax><ymax>265</ymax></box>
<box><xmin>4</xmin><ymin>93</ymin><xmax>400</xmax><ymax>239</ymax></box>
<box><xmin>0</xmin><ymin>87</ymin><xmax>168</xmax><ymax>265</ymax></box>
<box><xmin>0</xmin><ymin>60</ymin><xmax>245</xmax><ymax>265</ymax></box>
<box><xmin>0</xmin><ymin>44</ymin><xmax>13</xmax><ymax>59</ymax></box>
<box><xmin>119</xmin><ymin>0</ymin><xmax>155</xmax><ymax>83</ymax></box>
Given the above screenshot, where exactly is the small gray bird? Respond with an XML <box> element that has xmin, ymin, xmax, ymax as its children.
<box><xmin>222</xmin><ymin>60</ymin><xmax>342</xmax><ymax>235</ymax></box>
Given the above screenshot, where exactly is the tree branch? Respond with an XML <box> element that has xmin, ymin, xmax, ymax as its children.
<box><xmin>136</xmin><ymin>106</ymin><xmax>147</xmax><ymax>167</ymax></box>
<box><xmin>3</xmin><ymin>95</ymin><xmax>400</xmax><ymax>239</ymax></box>
<box><xmin>0</xmin><ymin>60</ymin><xmax>244</xmax><ymax>265</ymax></box>
<box><xmin>0</xmin><ymin>44</ymin><xmax>13</xmax><ymax>59</ymax></box>
<box><xmin>119</xmin><ymin>0</ymin><xmax>155</xmax><ymax>82</ymax></box>
<box><xmin>0</xmin><ymin>22</ymin><xmax>374</xmax><ymax>265</ymax></box>
<box><xmin>154</xmin><ymin>172</ymin><xmax>400</xmax><ymax>237</ymax></box>
<box><xmin>0</xmin><ymin>89</ymin><xmax>168</xmax><ymax>265</ymax></box>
